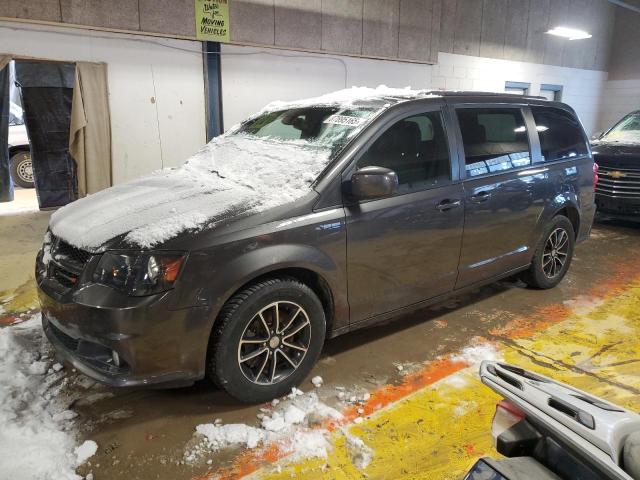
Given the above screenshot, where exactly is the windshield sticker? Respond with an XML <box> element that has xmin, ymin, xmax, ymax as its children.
<box><xmin>323</xmin><ymin>114</ymin><xmax>366</xmax><ymax>127</ymax></box>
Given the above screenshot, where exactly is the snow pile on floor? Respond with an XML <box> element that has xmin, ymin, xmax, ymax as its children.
<box><xmin>187</xmin><ymin>390</ymin><xmax>343</xmax><ymax>464</ymax></box>
<box><xmin>0</xmin><ymin>314</ymin><xmax>96</xmax><ymax>480</ymax></box>
<box><xmin>451</xmin><ymin>340</ymin><xmax>500</xmax><ymax>366</ymax></box>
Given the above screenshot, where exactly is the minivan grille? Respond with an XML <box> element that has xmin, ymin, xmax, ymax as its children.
<box><xmin>596</xmin><ymin>167</ymin><xmax>640</xmax><ymax>199</ymax></box>
<box><xmin>47</xmin><ymin>236</ymin><xmax>92</xmax><ymax>290</ymax></box>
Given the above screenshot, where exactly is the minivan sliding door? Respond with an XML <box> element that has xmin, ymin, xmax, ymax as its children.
<box><xmin>453</xmin><ymin>105</ymin><xmax>545</xmax><ymax>287</ymax></box>
<box><xmin>344</xmin><ymin>107</ymin><xmax>464</xmax><ymax>324</ymax></box>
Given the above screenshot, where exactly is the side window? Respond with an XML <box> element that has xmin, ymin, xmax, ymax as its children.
<box><xmin>457</xmin><ymin>108</ymin><xmax>531</xmax><ymax>178</ymax></box>
<box><xmin>531</xmin><ymin>106</ymin><xmax>588</xmax><ymax>162</ymax></box>
<box><xmin>356</xmin><ymin>111</ymin><xmax>451</xmax><ymax>194</ymax></box>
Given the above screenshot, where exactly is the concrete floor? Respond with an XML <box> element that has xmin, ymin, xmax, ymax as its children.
<box><xmin>1</xmin><ymin>211</ymin><xmax>639</xmax><ymax>480</ymax></box>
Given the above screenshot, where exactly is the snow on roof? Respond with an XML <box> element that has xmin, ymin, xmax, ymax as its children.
<box><xmin>260</xmin><ymin>85</ymin><xmax>440</xmax><ymax>113</ymax></box>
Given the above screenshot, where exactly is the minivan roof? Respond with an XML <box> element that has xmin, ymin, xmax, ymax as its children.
<box><xmin>258</xmin><ymin>87</ymin><xmax>551</xmax><ymax>115</ymax></box>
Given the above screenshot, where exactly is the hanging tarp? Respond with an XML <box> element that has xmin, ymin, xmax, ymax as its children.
<box><xmin>15</xmin><ymin>61</ymin><xmax>76</xmax><ymax>209</ymax></box>
<box><xmin>69</xmin><ymin>62</ymin><xmax>112</xmax><ymax>197</ymax></box>
<box><xmin>0</xmin><ymin>56</ymin><xmax>13</xmax><ymax>203</ymax></box>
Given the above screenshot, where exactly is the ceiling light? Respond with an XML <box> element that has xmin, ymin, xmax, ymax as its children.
<box><xmin>546</xmin><ymin>26</ymin><xmax>592</xmax><ymax>40</ymax></box>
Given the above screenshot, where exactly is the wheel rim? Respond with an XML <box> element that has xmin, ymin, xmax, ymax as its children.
<box><xmin>542</xmin><ymin>227</ymin><xmax>569</xmax><ymax>279</ymax></box>
<box><xmin>237</xmin><ymin>301</ymin><xmax>311</xmax><ymax>385</ymax></box>
<box><xmin>17</xmin><ymin>157</ymin><xmax>33</xmax><ymax>183</ymax></box>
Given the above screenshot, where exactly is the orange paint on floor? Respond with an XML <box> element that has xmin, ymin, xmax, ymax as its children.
<box><xmin>196</xmin><ymin>253</ymin><xmax>640</xmax><ymax>480</ymax></box>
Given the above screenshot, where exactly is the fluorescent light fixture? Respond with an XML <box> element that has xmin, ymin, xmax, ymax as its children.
<box><xmin>546</xmin><ymin>26</ymin><xmax>592</xmax><ymax>40</ymax></box>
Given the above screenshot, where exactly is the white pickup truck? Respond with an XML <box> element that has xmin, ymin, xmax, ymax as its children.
<box><xmin>8</xmin><ymin>101</ymin><xmax>33</xmax><ymax>188</ymax></box>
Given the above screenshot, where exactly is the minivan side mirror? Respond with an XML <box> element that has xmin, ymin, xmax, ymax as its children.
<box><xmin>348</xmin><ymin>166</ymin><xmax>398</xmax><ymax>201</ymax></box>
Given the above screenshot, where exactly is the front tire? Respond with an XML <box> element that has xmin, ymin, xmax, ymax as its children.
<box><xmin>207</xmin><ymin>277</ymin><xmax>326</xmax><ymax>403</ymax></box>
<box><xmin>521</xmin><ymin>215</ymin><xmax>575</xmax><ymax>289</ymax></box>
<box><xmin>10</xmin><ymin>151</ymin><xmax>34</xmax><ymax>188</ymax></box>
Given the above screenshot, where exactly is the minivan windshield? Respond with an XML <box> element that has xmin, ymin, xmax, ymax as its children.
<box><xmin>235</xmin><ymin>106</ymin><xmax>381</xmax><ymax>158</ymax></box>
<box><xmin>602</xmin><ymin>113</ymin><xmax>640</xmax><ymax>144</ymax></box>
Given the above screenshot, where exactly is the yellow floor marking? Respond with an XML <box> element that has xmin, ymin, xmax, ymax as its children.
<box><xmin>252</xmin><ymin>280</ymin><xmax>640</xmax><ymax>480</ymax></box>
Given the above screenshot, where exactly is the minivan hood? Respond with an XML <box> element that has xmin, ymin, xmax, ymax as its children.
<box><xmin>50</xmin><ymin>134</ymin><xmax>332</xmax><ymax>251</ymax></box>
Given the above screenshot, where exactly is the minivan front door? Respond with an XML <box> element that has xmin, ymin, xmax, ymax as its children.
<box><xmin>344</xmin><ymin>109</ymin><xmax>464</xmax><ymax>324</ymax></box>
<box><xmin>454</xmin><ymin>106</ymin><xmax>545</xmax><ymax>287</ymax></box>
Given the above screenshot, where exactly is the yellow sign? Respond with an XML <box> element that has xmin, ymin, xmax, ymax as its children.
<box><xmin>195</xmin><ymin>0</ymin><xmax>230</xmax><ymax>42</ymax></box>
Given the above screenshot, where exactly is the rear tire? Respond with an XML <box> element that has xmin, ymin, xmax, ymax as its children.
<box><xmin>10</xmin><ymin>151</ymin><xmax>34</xmax><ymax>188</ymax></box>
<box><xmin>521</xmin><ymin>215</ymin><xmax>575</xmax><ymax>289</ymax></box>
<box><xmin>207</xmin><ymin>277</ymin><xmax>326</xmax><ymax>403</ymax></box>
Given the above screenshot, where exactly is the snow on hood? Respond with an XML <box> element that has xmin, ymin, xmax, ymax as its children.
<box><xmin>50</xmin><ymin>134</ymin><xmax>331</xmax><ymax>250</ymax></box>
<box><xmin>259</xmin><ymin>85</ymin><xmax>438</xmax><ymax>114</ymax></box>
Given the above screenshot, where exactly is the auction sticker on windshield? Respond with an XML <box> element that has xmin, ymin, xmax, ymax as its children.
<box><xmin>323</xmin><ymin>115</ymin><xmax>366</xmax><ymax>127</ymax></box>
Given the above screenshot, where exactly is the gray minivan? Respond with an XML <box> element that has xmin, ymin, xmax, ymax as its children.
<box><xmin>37</xmin><ymin>89</ymin><xmax>596</xmax><ymax>402</ymax></box>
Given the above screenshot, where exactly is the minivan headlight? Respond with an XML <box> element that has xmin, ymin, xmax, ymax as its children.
<box><xmin>93</xmin><ymin>251</ymin><xmax>186</xmax><ymax>296</ymax></box>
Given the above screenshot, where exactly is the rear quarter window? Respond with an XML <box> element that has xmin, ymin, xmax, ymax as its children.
<box><xmin>456</xmin><ymin>108</ymin><xmax>531</xmax><ymax>178</ymax></box>
<box><xmin>530</xmin><ymin>106</ymin><xmax>588</xmax><ymax>162</ymax></box>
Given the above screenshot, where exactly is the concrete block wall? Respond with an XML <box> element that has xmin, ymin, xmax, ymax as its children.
<box><xmin>433</xmin><ymin>52</ymin><xmax>608</xmax><ymax>135</ymax></box>
<box><xmin>597</xmin><ymin>80</ymin><xmax>640</xmax><ymax>132</ymax></box>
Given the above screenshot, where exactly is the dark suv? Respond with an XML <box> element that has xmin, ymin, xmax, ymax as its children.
<box><xmin>37</xmin><ymin>90</ymin><xmax>595</xmax><ymax>402</ymax></box>
<box><xmin>592</xmin><ymin>110</ymin><xmax>640</xmax><ymax>220</ymax></box>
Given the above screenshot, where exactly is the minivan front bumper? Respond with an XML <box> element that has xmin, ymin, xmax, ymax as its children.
<box><xmin>38</xmin><ymin>282</ymin><xmax>211</xmax><ymax>388</ymax></box>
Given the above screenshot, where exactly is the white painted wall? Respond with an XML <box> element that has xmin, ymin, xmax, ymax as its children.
<box><xmin>220</xmin><ymin>46</ymin><xmax>607</xmax><ymax>136</ymax></box>
<box><xmin>0</xmin><ymin>21</ymin><xmax>206</xmax><ymax>185</ymax></box>
<box><xmin>597</xmin><ymin>79</ymin><xmax>640</xmax><ymax>133</ymax></box>
<box><xmin>220</xmin><ymin>44</ymin><xmax>432</xmax><ymax>128</ymax></box>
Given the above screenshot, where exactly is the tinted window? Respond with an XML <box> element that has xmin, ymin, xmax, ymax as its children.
<box><xmin>356</xmin><ymin>111</ymin><xmax>451</xmax><ymax>193</ymax></box>
<box><xmin>531</xmin><ymin>106</ymin><xmax>588</xmax><ymax>162</ymax></box>
<box><xmin>457</xmin><ymin>108</ymin><xmax>531</xmax><ymax>178</ymax></box>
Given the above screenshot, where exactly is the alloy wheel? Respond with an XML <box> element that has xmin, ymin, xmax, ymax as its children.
<box><xmin>237</xmin><ymin>301</ymin><xmax>311</xmax><ymax>385</ymax></box>
<box><xmin>542</xmin><ymin>227</ymin><xmax>569</xmax><ymax>279</ymax></box>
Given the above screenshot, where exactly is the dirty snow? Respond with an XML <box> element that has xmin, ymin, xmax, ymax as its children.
<box><xmin>345</xmin><ymin>434</ymin><xmax>374</xmax><ymax>470</ymax></box>
<box><xmin>311</xmin><ymin>375</ymin><xmax>323</xmax><ymax>387</ymax></box>
<box><xmin>74</xmin><ymin>440</ymin><xmax>98</xmax><ymax>465</ymax></box>
<box><xmin>451</xmin><ymin>341</ymin><xmax>500</xmax><ymax>366</ymax></box>
<box><xmin>189</xmin><ymin>391</ymin><xmax>342</xmax><ymax>464</ymax></box>
<box><xmin>0</xmin><ymin>314</ymin><xmax>97</xmax><ymax>480</ymax></box>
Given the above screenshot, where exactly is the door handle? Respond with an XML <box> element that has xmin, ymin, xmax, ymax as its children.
<box><xmin>436</xmin><ymin>199</ymin><xmax>461</xmax><ymax>211</ymax></box>
<box><xmin>470</xmin><ymin>191</ymin><xmax>492</xmax><ymax>203</ymax></box>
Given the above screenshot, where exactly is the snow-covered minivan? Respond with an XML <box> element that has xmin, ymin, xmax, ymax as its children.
<box><xmin>37</xmin><ymin>87</ymin><xmax>596</xmax><ymax>402</ymax></box>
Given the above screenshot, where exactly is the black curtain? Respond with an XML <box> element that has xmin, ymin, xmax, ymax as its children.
<box><xmin>0</xmin><ymin>64</ymin><xmax>13</xmax><ymax>203</ymax></box>
<box><xmin>15</xmin><ymin>61</ymin><xmax>76</xmax><ymax>209</ymax></box>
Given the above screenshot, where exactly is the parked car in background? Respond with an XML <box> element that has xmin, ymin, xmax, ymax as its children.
<box><xmin>8</xmin><ymin>101</ymin><xmax>33</xmax><ymax>189</ymax></box>
<box><xmin>37</xmin><ymin>88</ymin><xmax>596</xmax><ymax>403</ymax></box>
<box><xmin>592</xmin><ymin>111</ymin><xmax>640</xmax><ymax>221</ymax></box>
<box><xmin>470</xmin><ymin>361</ymin><xmax>640</xmax><ymax>480</ymax></box>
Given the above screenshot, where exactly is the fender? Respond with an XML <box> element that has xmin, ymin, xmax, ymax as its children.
<box><xmin>528</xmin><ymin>190</ymin><xmax>581</xmax><ymax>254</ymax></box>
<box><xmin>172</xmin><ymin>240</ymin><xmax>348</xmax><ymax>331</ymax></box>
